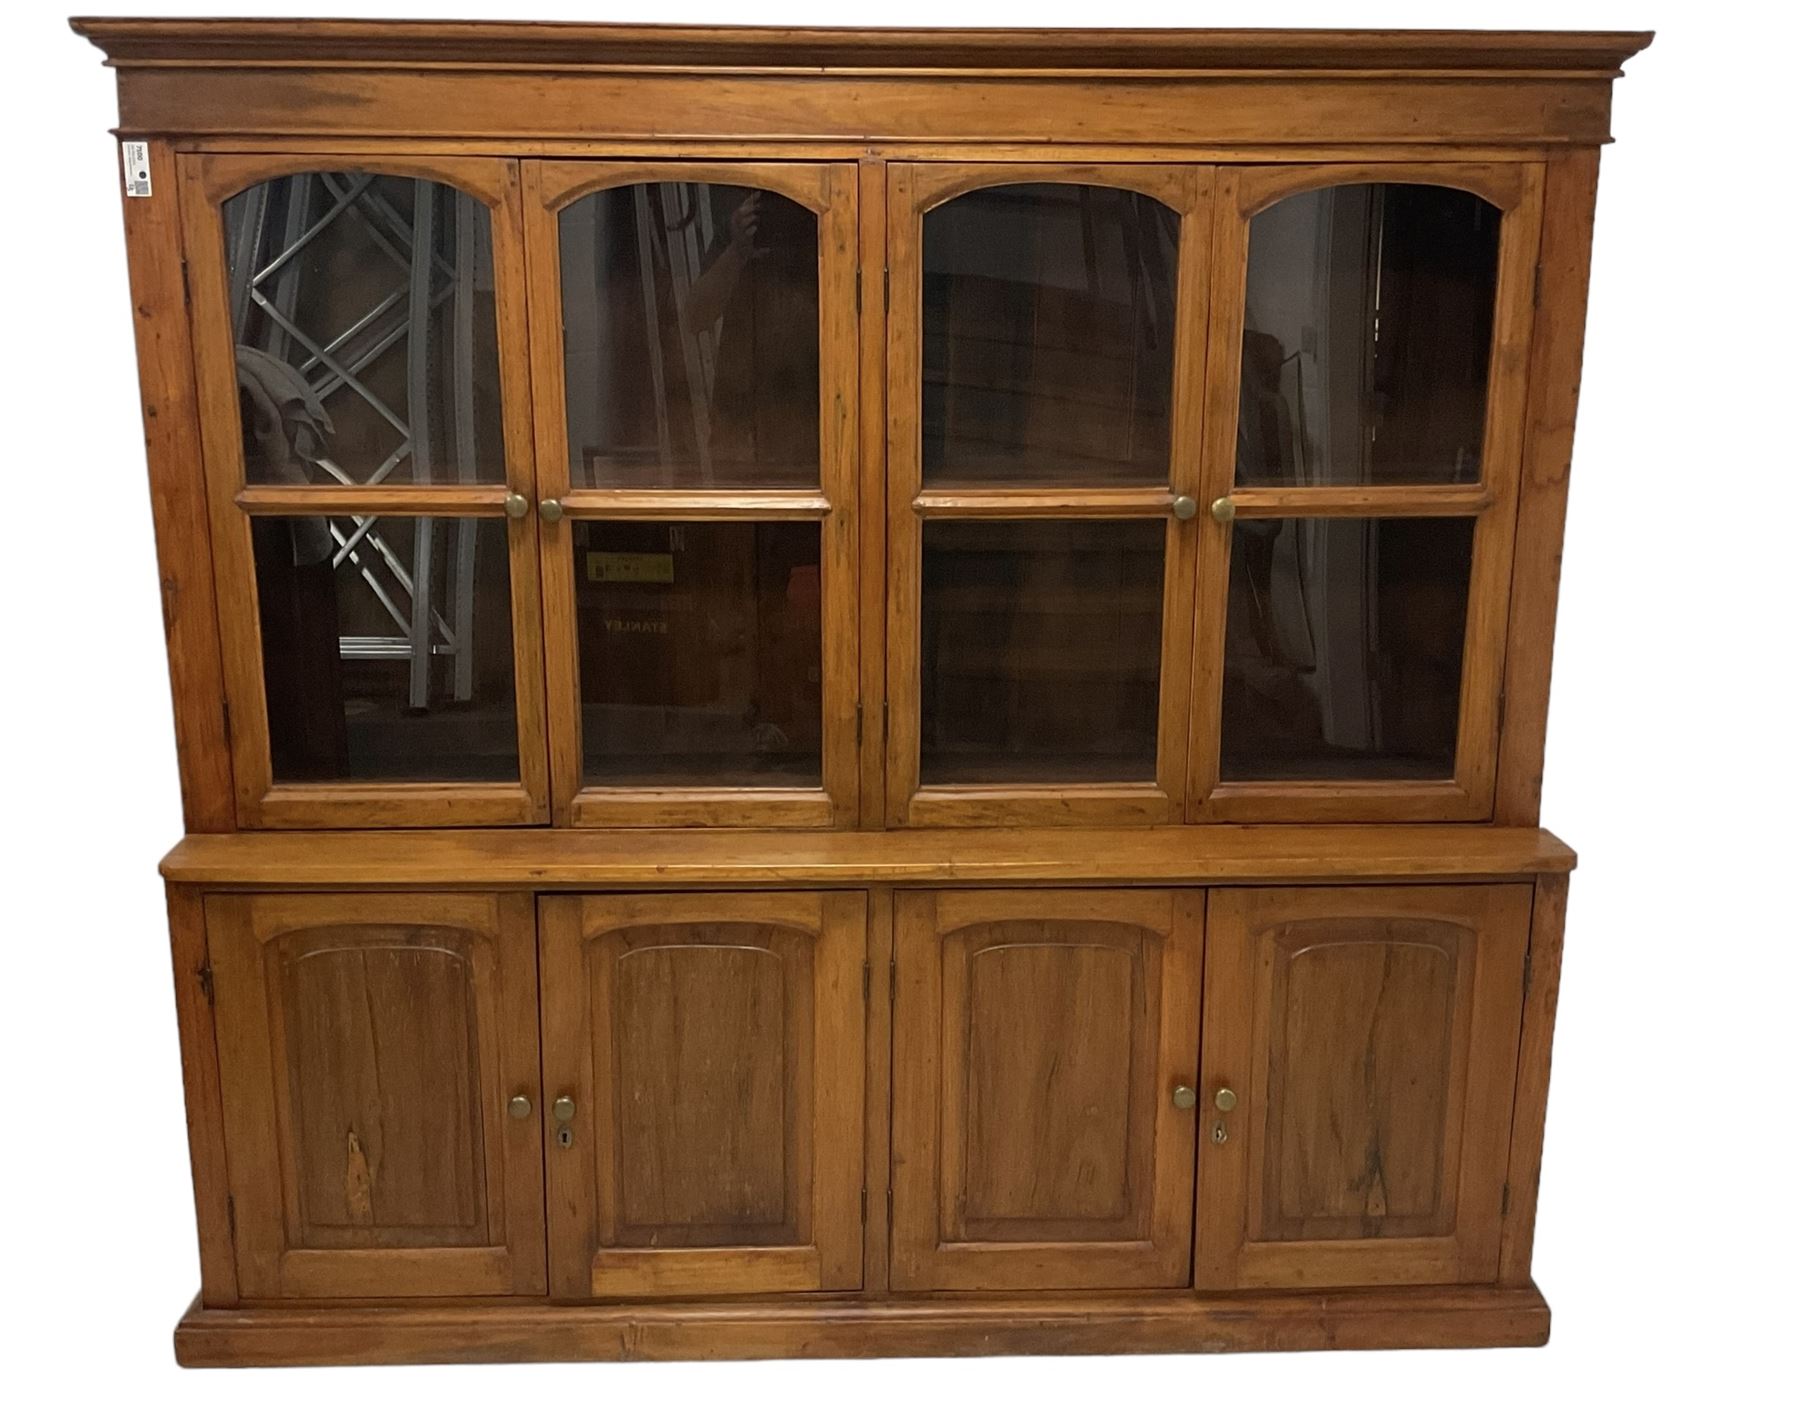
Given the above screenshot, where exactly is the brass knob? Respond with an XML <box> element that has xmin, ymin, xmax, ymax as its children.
<box><xmin>503</xmin><ymin>492</ymin><xmax>529</xmax><ymax>520</ymax></box>
<box><xmin>1171</xmin><ymin>1084</ymin><xmax>1198</xmax><ymax>1111</ymax></box>
<box><xmin>1215</xmin><ymin>1087</ymin><xmax>1239</xmax><ymax>1113</ymax></box>
<box><xmin>507</xmin><ymin>1094</ymin><xmax>532</xmax><ymax>1120</ymax></box>
<box><xmin>1171</xmin><ymin>494</ymin><xmax>1198</xmax><ymax>521</ymax></box>
<box><xmin>539</xmin><ymin>498</ymin><xmax>564</xmax><ymax>524</ymax></box>
<box><xmin>1210</xmin><ymin>496</ymin><xmax>1237</xmax><ymax>525</ymax></box>
<box><xmin>552</xmin><ymin>1094</ymin><xmax>576</xmax><ymax>1122</ymax></box>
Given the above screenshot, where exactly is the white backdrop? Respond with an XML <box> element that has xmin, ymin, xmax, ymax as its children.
<box><xmin>4</xmin><ymin>0</ymin><xmax>1795</xmax><ymax>1408</ymax></box>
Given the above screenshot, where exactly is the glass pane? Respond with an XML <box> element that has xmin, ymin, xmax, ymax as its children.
<box><xmin>575</xmin><ymin>521</ymin><xmax>822</xmax><ymax>786</ymax></box>
<box><xmin>1237</xmin><ymin>184</ymin><xmax>1501</xmax><ymax>487</ymax></box>
<box><xmin>921</xmin><ymin>520</ymin><xmax>1164</xmax><ymax>784</ymax></box>
<box><xmin>1220</xmin><ymin>517</ymin><xmax>1474</xmax><ymax>781</ymax></box>
<box><xmin>559</xmin><ymin>184</ymin><xmax>820</xmax><ymax>490</ymax></box>
<box><xmin>922</xmin><ymin>184</ymin><xmax>1179</xmax><ymax>487</ymax></box>
<box><xmin>223</xmin><ymin>173</ymin><xmax>505</xmax><ymax>486</ymax></box>
<box><xmin>251</xmin><ymin>516</ymin><xmax>518</xmax><ymax>782</ymax></box>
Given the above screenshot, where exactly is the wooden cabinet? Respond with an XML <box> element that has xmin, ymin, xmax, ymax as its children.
<box><xmin>1195</xmin><ymin>886</ymin><xmax>1531</xmax><ymax>1288</ymax></box>
<box><xmin>81</xmin><ymin>16</ymin><xmax>1645</xmax><ymax>1366</ymax></box>
<box><xmin>891</xmin><ymin>890</ymin><xmax>1202</xmax><ymax>1289</ymax></box>
<box><xmin>539</xmin><ymin>892</ymin><xmax>866</xmax><ymax>1296</ymax></box>
<box><xmin>206</xmin><ymin>893</ymin><xmax>545</xmax><ymax>1297</ymax></box>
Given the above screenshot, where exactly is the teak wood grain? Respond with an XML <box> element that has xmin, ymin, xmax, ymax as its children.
<box><xmin>75</xmin><ymin>18</ymin><xmax>1646</xmax><ymax>1366</ymax></box>
<box><xmin>170</xmin><ymin>1284</ymin><xmax>1554</xmax><ymax>1365</ymax></box>
<box><xmin>891</xmin><ymin>889</ymin><xmax>1201</xmax><ymax>1290</ymax></box>
<box><xmin>1195</xmin><ymin>885</ymin><xmax>1530</xmax><ymax>1289</ymax></box>
<box><xmin>206</xmin><ymin>892</ymin><xmax>545</xmax><ymax>1298</ymax></box>
<box><xmin>539</xmin><ymin>892</ymin><xmax>864</xmax><ymax>1297</ymax></box>
<box><xmin>160</xmin><ymin>824</ymin><xmax>1575</xmax><ymax>887</ymax></box>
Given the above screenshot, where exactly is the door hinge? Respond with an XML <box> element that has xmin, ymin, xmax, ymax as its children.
<box><xmin>861</xmin><ymin>1186</ymin><xmax>869</xmax><ymax>1225</ymax></box>
<box><xmin>1532</xmin><ymin>262</ymin><xmax>1544</xmax><ymax>309</ymax></box>
<box><xmin>856</xmin><ymin>700</ymin><xmax>864</xmax><ymax>748</ymax></box>
<box><xmin>1522</xmin><ymin>945</ymin><xmax>1534</xmax><ymax>997</ymax></box>
<box><xmin>1496</xmin><ymin>687</ymin><xmax>1507</xmax><ymax>738</ymax></box>
<box><xmin>226</xmin><ymin>1195</ymin><xmax>237</xmax><ymax>1241</ymax></box>
<box><xmin>220</xmin><ymin>696</ymin><xmax>233</xmax><ymax>739</ymax></box>
<box><xmin>855</xmin><ymin>268</ymin><xmax>863</xmax><ymax>314</ymax></box>
<box><xmin>889</xmin><ymin>954</ymin><xmax>897</xmax><ymax>1005</ymax></box>
<box><xmin>881</xmin><ymin>698</ymin><xmax>890</xmax><ymax>743</ymax></box>
<box><xmin>196</xmin><ymin>960</ymin><xmax>215</xmax><ymax>1007</ymax></box>
<box><xmin>1501</xmin><ymin>1180</ymin><xmax>1512</xmax><ymax>1216</ymax></box>
<box><xmin>882</xmin><ymin>266</ymin><xmax>890</xmax><ymax>311</ymax></box>
<box><xmin>862</xmin><ymin>958</ymin><xmax>871</xmax><ymax>1003</ymax></box>
<box><xmin>179</xmin><ymin>256</ymin><xmax>191</xmax><ymax>308</ymax></box>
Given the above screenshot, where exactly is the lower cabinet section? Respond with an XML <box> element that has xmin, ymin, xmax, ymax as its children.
<box><xmin>539</xmin><ymin>892</ymin><xmax>866</xmax><ymax>1297</ymax></box>
<box><xmin>196</xmin><ymin>880</ymin><xmax>1542</xmax><ymax>1316</ymax></box>
<box><xmin>890</xmin><ymin>889</ymin><xmax>1202</xmax><ymax>1290</ymax></box>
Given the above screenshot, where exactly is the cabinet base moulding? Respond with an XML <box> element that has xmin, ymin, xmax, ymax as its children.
<box><xmin>172</xmin><ymin>1285</ymin><xmax>1552</xmax><ymax>1366</ymax></box>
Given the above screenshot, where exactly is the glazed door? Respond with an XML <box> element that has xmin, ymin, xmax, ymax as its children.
<box><xmin>178</xmin><ymin>155</ymin><xmax>550</xmax><ymax>827</ymax></box>
<box><xmin>207</xmin><ymin>893</ymin><xmax>545</xmax><ymax>1298</ymax></box>
<box><xmin>891</xmin><ymin>889</ymin><xmax>1202</xmax><ymax>1290</ymax></box>
<box><xmin>1195</xmin><ymin>885</ymin><xmax>1530</xmax><ymax>1288</ymax></box>
<box><xmin>539</xmin><ymin>892</ymin><xmax>866</xmax><ymax>1297</ymax></box>
<box><xmin>885</xmin><ymin>165</ymin><xmax>1212</xmax><ymax>826</ymax></box>
<box><xmin>525</xmin><ymin>162</ymin><xmax>861</xmax><ymax>827</ymax></box>
<box><xmin>1190</xmin><ymin>163</ymin><xmax>1545</xmax><ymax>821</ymax></box>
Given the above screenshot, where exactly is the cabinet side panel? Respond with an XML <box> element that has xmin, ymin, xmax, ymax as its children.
<box><xmin>1499</xmin><ymin>872</ymin><xmax>1569</xmax><ymax>1283</ymax></box>
<box><xmin>121</xmin><ymin>140</ymin><xmax>234</xmax><ymax>831</ymax></box>
<box><xmin>1495</xmin><ymin>149</ymin><xmax>1602</xmax><ymax>824</ymax></box>
<box><xmin>168</xmin><ymin>884</ymin><xmax>238</xmax><ymax>1305</ymax></box>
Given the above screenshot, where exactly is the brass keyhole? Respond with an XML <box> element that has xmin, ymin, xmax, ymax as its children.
<box><xmin>555</xmin><ymin>1125</ymin><xmax>574</xmax><ymax>1150</ymax></box>
<box><xmin>1211</xmin><ymin>1123</ymin><xmax>1229</xmax><ymax>1146</ymax></box>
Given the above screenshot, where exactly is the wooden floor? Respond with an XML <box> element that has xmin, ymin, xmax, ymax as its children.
<box><xmin>174</xmin><ymin>1285</ymin><xmax>1552</xmax><ymax>1366</ymax></box>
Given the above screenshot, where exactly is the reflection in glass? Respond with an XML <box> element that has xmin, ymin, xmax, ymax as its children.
<box><xmin>252</xmin><ymin>515</ymin><xmax>518</xmax><ymax>782</ymax></box>
<box><xmin>223</xmin><ymin>172</ymin><xmax>505</xmax><ymax>486</ymax></box>
<box><xmin>922</xmin><ymin>184</ymin><xmax>1179</xmax><ymax>486</ymax></box>
<box><xmin>1237</xmin><ymin>184</ymin><xmax>1500</xmax><ymax>487</ymax></box>
<box><xmin>921</xmin><ymin>520</ymin><xmax>1164</xmax><ymax>784</ymax></box>
<box><xmin>575</xmin><ymin>521</ymin><xmax>822</xmax><ymax>786</ymax></box>
<box><xmin>559</xmin><ymin>184</ymin><xmax>820</xmax><ymax>490</ymax></box>
<box><xmin>1220</xmin><ymin>517</ymin><xmax>1473</xmax><ymax>781</ymax></box>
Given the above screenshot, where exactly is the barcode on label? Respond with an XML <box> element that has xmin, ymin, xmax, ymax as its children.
<box><xmin>121</xmin><ymin>141</ymin><xmax>152</xmax><ymax>198</ymax></box>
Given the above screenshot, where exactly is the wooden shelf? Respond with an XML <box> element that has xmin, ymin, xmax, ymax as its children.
<box><xmin>162</xmin><ymin>824</ymin><xmax>1574</xmax><ymax>888</ymax></box>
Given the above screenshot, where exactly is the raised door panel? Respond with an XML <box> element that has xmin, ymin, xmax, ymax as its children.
<box><xmin>891</xmin><ymin>889</ymin><xmax>1202</xmax><ymax>1291</ymax></box>
<box><xmin>541</xmin><ymin>892</ymin><xmax>864</xmax><ymax>1297</ymax></box>
<box><xmin>207</xmin><ymin>893</ymin><xmax>544</xmax><ymax>1298</ymax></box>
<box><xmin>1195</xmin><ymin>884</ymin><xmax>1530</xmax><ymax>1289</ymax></box>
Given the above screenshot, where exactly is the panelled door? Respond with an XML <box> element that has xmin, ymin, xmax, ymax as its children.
<box><xmin>207</xmin><ymin>892</ymin><xmax>545</xmax><ymax>1298</ymax></box>
<box><xmin>1189</xmin><ymin>163</ymin><xmax>1545</xmax><ymax>822</ymax></box>
<box><xmin>539</xmin><ymin>892</ymin><xmax>866</xmax><ymax>1297</ymax></box>
<box><xmin>885</xmin><ymin>165</ymin><xmax>1213</xmax><ymax>827</ymax></box>
<box><xmin>891</xmin><ymin>889</ymin><xmax>1203</xmax><ymax>1290</ymax></box>
<box><xmin>524</xmin><ymin>162</ymin><xmax>862</xmax><ymax>827</ymax></box>
<box><xmin>1195</xmin><ymin>884</ymin><xmax>1531</xmax><ymax>1289</ymax></box>
<box><xmin>178</xmin><ymin>154</ymin><xmax>551</xmax><ymax>827</ymax></box>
